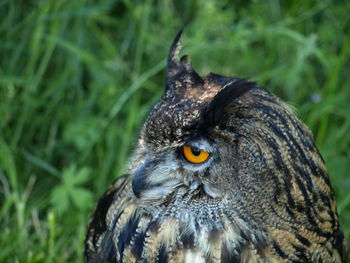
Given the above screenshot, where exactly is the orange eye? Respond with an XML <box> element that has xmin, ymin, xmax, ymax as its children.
<box><xmin>182</xmin><ymin>145</ymin><xmax>210</xmax><ymax>164</ymax></box>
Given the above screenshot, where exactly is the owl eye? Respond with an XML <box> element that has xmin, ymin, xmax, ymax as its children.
<box><xmin>182</xmin><ymin>145</ymin><xmax>210</xmax><ymax>164</ymax></box>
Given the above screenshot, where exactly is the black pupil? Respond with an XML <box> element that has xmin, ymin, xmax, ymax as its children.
<box><xmin>191</xmin><ymin>147</ymin><xmax>201</xmax><ymax>156</ymax></box>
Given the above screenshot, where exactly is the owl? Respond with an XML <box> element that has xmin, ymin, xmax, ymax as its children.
<box><xmin>85</xmin><ymin>32</ymin><xmax>348</xmax><ymax>263</ymax></box>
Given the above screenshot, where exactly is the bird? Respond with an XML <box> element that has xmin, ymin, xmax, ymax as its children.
<box><xmin>84</xmin><ymin>31</ymin><xmax>348</xmax><ymax>263</ymax></box>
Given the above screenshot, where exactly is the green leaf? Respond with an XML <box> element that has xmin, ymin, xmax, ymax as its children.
<box><xmin>50</xmin><ymin>186</ymin><xmax>70</xmax><ymax>214</ymax></box>
<box><xmin>63</xmin><ymin>117</ymin><xmax>105</xmax><ymax>151</ymax></box>
<box><xmin>62</xmin><ymin>165</ymin><xmax>91</xmax><ymax>187</ymax></box>
<box><xmin>70</xmin><ymin>187</ymin><xmax>94</xmax><ymax>211</ymax></box>
<box><xmin>50</xmin><ymin>165</ymin><xmax>92</xmax><ymax>214</ymax></box>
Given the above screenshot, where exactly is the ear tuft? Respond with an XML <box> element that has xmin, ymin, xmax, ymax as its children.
<box><xmin>167</xmin><ymin>30</ymin><xmax>183</xmax><ymax>78</ymax></box>
<box><xmin>165</xmin><ymin>30</ymin><xmax>203</xmax><ymax>94</ymax></box>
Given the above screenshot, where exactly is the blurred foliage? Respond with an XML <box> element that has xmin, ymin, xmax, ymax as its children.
<box><xmin>0</xmin><ymin>0</ymin><xmax>349</xmax><ymax>262</ymax></box>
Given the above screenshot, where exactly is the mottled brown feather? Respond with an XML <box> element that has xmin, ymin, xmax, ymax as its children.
<box><xmin>85</xmin><ymin>33</ymin><xmax>348</xmax><ymax>263</ymax></box>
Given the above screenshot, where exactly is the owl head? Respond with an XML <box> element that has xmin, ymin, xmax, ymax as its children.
<box><xmin>131</xmin><ymin>31</ymin><xmax>335</xmax><ymax>230</ymax></box>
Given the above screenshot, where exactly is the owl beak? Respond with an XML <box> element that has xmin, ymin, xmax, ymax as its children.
<box><xmin>132</xmin><ymin>160</ymin><xmax>183</xmax><ymax>202</ymax></box>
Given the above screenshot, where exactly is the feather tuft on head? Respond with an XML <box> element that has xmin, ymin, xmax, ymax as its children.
<box><xmin>166</xmin><ymin>30</ymin><xmax>203</xmax><ymax>93</ymax></box>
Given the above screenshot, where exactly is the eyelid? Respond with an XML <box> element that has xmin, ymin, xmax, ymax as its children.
<box><xmin>185</xmin><ymin>140</ymin><xmax>213</xmax><ymax>153</ymax></box>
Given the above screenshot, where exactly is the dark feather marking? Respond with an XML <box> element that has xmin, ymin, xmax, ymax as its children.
<box><xmin>273</xmin><ymin>241</ymin><xmax>288</xmax><ymax>259</ymax></box>
<box><xmin>89</xmin><ymin>176</ymin><xmax>128</xmax><ymax>244</ymax></box>
<box><xmin>292</xmin><ymin>118</ymin><xmax>315</xmax><ymax>150</ymax></box>
<box><xmin>131</xmin><ymin>220</ymin><xmax>160</xmax><ymax>259</ymax></box>
<box><xmin>261</xmin><ymin>106</ymin><xmax>328</xmax><ymax>182</ymax></box>
<box><xmin>293</xmin><ymin>175</ymin><xmax>327</xmax><ymax>235</ymax></box>
<box><xmin>334</xmin><ymin>230</ymin><xmax>347</xmax><ymax>261</ymax></box>
<box><xmin>218</xmin><ymin>98</ymin><xmax>317</xmax><ymax>210</ymax></box>
<box><xmin>117</xmin><ymin>213</ymin><xmax>140</xmax><ymax>261</ymax></box>
<box><xmin>292</xmin><ymin>163</ymin><xmax>315</xmax><ymax>197</ymax></box>
<box><xmin>193</xmin><ymin>219</ymin><xmax>201</xmax><ymax>233</ymax></box>
<box><xmin>319</xmin><ymin>191</ymin><xmax>331</xmax><ymax>205</ymax></box>
<box><xmin>204</xmin><ymin>79</ymin><xmax>257</xmax><ymax>125</ymax></box>
<box><xmin>180</xmin><ymin>230</ymin><xmax>195</xmax><ymax>249</ymax></box>
<box><xmin>318</xmin><ymin>192</ymin><xmax>337</xmax><ymax>228</ymax></box>
<box><xmin>268</xmin><ymin>200</ymin><xmax>295</xmax><ymax>226</ymax></box>
<box><xmin>130</xmin><ymin>230</ymin><xmax>146</xmax><ymax>259</ymax></box>
<box><xmin>234</xmin><ymin>104</ymin><xmax>329</xmax><ymax>236</ymax></box>
<box><xmin>148</xmin><ymin>220</ymin><xmax>161</xmax><ymax>233</ymax></box>
<box><xmin>220</xmin><ymin>242</ymin><xmax>241</xmax><ymax>263</ymax></box>
<box><xmin>267</xmin><ymin>121</ymin><xmax>287</xmax><ymax>141</ymax></box>
<box><xmin>109</xmin><ymin>208</ymin><xmax>128</xmax><ymax>237</ymax></box>
<box><xmin>254</xmin><ymin>92</ymin><xmax>277</xmax><ymax>103</ymax></box>
<box><xmin>257</xmin><ymin>106</ymin><xmax>308</xmax><ymax>166</ymax></box>
<box><xmin>292</xmin><ymin>244</ymin><xmax>309</xmax><ymax>262</ymax></box>
<box><xmin>266</xmin><ymin>124</ymin><xmax>315</xmax><ymax>196</ymax></box>
<box><xmin>266</xmin><ymin>136</ymin><xmax>287</xmax><ymax>173</ymax></box>
<box><xmin>294</xmin><ymin>174</ymin><xmax>312</xmax><ymax>207</ymax></box>
<box><xmin>208</xmin><ymin>228</ymin><xmax>221</xmax><ymax>243</ymax></box>
<box><xmin>97</xmin><ymin>231</ymin><xmax>117</xmax><ymax>263</ymax></box>
<box><xmin>283</xmin><ymin>173</ymin><xmax>296</xmax><ymax>209</ymax></box>
<box><xmin>134</xmin><ymin>220</ymin><xmax>162</xmax><ymax>260</ymax></box>
<box><xmin>222</xmin><ymin>209</ymin><xmax>268</xmax><ymax>256</ymax></box>
<box><xmin>258</xmin><ymin>118</ymin><xmax>307</xmax><ymax>212</ymax></box>
<box><xmin>85</xmin><ymin>176</ymin><xmax>129</xmax><ymax>262</ymax></box>
<box><xmin>295</xmin><ymin>232</ymin><xmax>311</xmax><ymax>247</ymax></box>
<box><xmin>157</xmin><ymin>243</ymin><xmax>169</xmax><ymax>263</ymax></box>
<box><xmin>265</xmin><ymin>122</ymin><xmax>317</xmax><ymax>211</ymax></box>
<box><xmin>232</xmin><ymin>111</ymin><xmax>256</xmax><ymax>121</ymax></box>
<box><xmin>309</xmin><ymin>157</ymin><xmax>328</xmax><ymax>180</ymax></box>
<box><xmin>233</xmin><ymin>109</ymin><xmax>316</xmax><ymax>215</ymax></box>
<box><xmin>284</xmin><ymin>130</ymin><xmax>309</xmax><ymax>164</ymax></box>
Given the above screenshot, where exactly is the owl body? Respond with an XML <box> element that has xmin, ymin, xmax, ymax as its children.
<box><xmin>85</xmin><ymin>32</ymin><xmax>347</xmax><ymax>263</ymax></box>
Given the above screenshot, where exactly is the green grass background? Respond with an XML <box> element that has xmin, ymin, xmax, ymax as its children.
<box><xmin>1</xmin><ymin>0</ymin><xmax>349</xmax><ymax>262</ymax></box>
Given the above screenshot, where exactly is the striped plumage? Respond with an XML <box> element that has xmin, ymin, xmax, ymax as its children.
<box><xmin>85</xmin><ymin>32</ymin><xmax>348</xmax><ymax>263</ymax></box>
